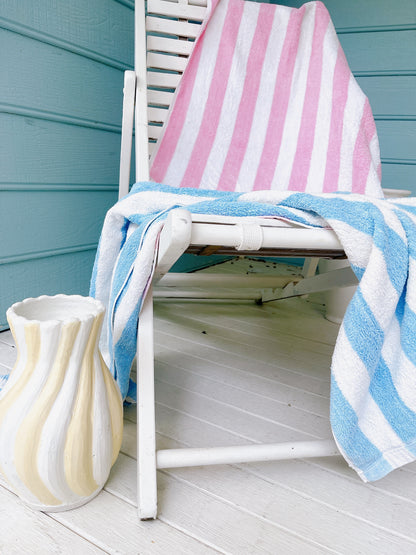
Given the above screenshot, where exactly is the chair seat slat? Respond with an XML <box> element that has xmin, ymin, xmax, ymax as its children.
<box><xmin>148</xmin><ymin>89</ymin><xmax>174</xmax><ymax>107</ymax></box>
<box><xmin>147</xmin><ymin>0</ymin><xmax>207</xmax><ymax>21</ymax></box>
<box><xmin>148</xmin><ymin>106</ymin><xmax>169</xmax><ymax>124</ymax></box>
<box><xmin>146</xmin><ymin>16</ymin><xmax>201</xmax><ymax>39</ymax></box>
<box><xmin>147</xmin><ymin>52</ymin><xmax>187</xmax><ymax>72</ymax></box>
<box><xmin>147</xmin><ymin>35</ymin><xmax>194</xmax><ymax>56</ymax></box>
<box><xmin>187</xmin><ymin>0</ymin><xmax>208</xmax><ymax>6</ymax></box>
<box><xmin>147</xmin><ymin>71</ymin><xmax>182</xmax><ymax>89</ymax></box>
<box><xmin>148</xmin><ymin>142</ymin><xmax>157</xmax><ymax>156</ymax></box>
<box><xmin>148</xmin><ymin>125</ymin><xmax>163</xmax><ymax>140</ymax></box>
<box><xmin>161</xmin><ymin>0</ymin><xmax>208</xmax><ymax>6</ymax></box>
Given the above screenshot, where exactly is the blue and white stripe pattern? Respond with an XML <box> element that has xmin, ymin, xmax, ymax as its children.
<box><xmin>91</xmin><ymin>181</ymin><xmax>416</xmax><ymax>481</ymax></box>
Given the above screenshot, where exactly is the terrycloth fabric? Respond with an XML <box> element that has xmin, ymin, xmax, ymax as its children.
<box><xmin>150</xmin><ymin>0</ymin><xmax>383</xmax><ymax>198</ymax></box>
<box><xmin>91</xmin><ymin>182</ymin><xmax>416</xmax><ymax>482</ymax></box>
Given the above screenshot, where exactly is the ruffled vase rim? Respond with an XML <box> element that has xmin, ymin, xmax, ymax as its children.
<box><xmin>6</xmin><ymin>294</ymin><xmax>105</xmax><ymax>327</ymax></box>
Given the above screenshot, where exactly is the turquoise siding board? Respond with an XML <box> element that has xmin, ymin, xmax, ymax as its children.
<box><xmin>376</xmin><ymin>121</ymin><xmax>416</xmax><ymax>162</ymax></box>
<box><xmin>356</xmin><ymin>76</ymin><xmax>416</xmax><ymax>118</ymax></box>
<box><xmin>0</xmin><ymin>0</ymin><xmax>134</xmax><ymax>328</ymax></box>
<box><xmin>0</xmin><ymin>0</ymin><xmax>134</xmax><ymax>69</ymax></box>
<box><xmin>380</xmin><ymin>164</ymin><xmax>416</xmax><ymax>192</ymax></box>
<box><xmin>338</xmin><ymin>31</ymin><xmax>416</xmax><ymax>74</ymax></box>
<box><xmin>0</xmin><ymin>114</ymin><xmax>122</xmax><ymax>183</ymax></box>
<box><xmin>1</xmin><ymin>190</ymin><xmax>117</xmax><ymax>260</ymax></box>
<box><xmin>0</xmin><ymin>252</ymin><xmax>98</xmax><ymax>325</ymax></box>
<box><xmin>0</xmin><ymin>29</ymin><xmax>125</xmax><ymax>130</ymax></box>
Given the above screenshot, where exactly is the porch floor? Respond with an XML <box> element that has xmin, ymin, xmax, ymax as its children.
<box><xmin>1</xmin><ymin>259</ymin><xmax>416</xmax><ymax>554</ymax></box>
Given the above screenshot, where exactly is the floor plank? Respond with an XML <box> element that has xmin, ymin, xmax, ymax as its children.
<box><xmin>154</xmin><ymin>341</ymin><xmax>329</xmax><ymax>415</ymax></box>
<box><xmin>107</xmin><ymin>453</ymin><xmax>334</xmax><ymax>554</ymax></box>
<box><xmin>155</xmin><ymin>317</ymin><xmax>331</xmax><ymax>393</ymax></box>
<box><xmin>0</xmin><ymin>473</ymin><xmax>217</xmax><ymax>555</ymax></box>
<box><xmin>154</xmin><ymin>360</ymin><xmax>331</xmax><ymax>437</ymax></box>
<box><xmin>0</xmin><ymin>486</ymin><xmax>106</xmax><ymax>554</ymax></box>
<box><xmin>154</xmin><ymin>305</ymin><xmax>333</xmax><ymax>377</ymax></box>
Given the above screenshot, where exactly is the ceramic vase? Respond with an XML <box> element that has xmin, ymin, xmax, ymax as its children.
<box><xmin>0</xmin><ymin>295</ymin><xmax>123</xmax><ymax>512</ymax></box>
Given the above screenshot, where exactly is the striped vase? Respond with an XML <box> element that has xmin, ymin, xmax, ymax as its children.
<box><xmin>0</xmin><ymin>295</ymin><xmax>123</xmax><ymax>512</ymax></box>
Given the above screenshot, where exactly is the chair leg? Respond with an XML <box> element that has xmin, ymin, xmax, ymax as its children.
<box><xmin>137</xmin><ymin>284</ymin><xmax>157</xmax><ymax>519</ymax></box>
<box><xmin>302</xmin><ymin>256</ymin><xmax>320</xmax><ymax>278</ymax></box>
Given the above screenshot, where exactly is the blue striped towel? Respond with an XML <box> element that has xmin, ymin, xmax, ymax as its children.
<box><xmin>91</xmin><ymin>181</ymin><xmax>416</xmax><ymax>481</ymax></box>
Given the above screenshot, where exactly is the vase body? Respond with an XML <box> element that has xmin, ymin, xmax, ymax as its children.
<box><xmin>0</xmin><ymin>295</ymin><xmax>123</xmax><ymax>511</ymax></box>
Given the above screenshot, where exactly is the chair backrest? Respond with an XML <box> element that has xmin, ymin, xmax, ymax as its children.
<box><xmin>135</xmin><ymin>0</ymin><xmax>383</xmax><ymax>197</ymax></box>
<box><xmin>135</xmin><ymin>0</ymin><xmax>208</xmax><ymax>180</ymax></box>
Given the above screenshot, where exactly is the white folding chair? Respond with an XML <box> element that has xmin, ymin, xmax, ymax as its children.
<box><xmin>119</xmin><ymin>0</ymin><xmax>358</xmax><ymax>519</ymax></box>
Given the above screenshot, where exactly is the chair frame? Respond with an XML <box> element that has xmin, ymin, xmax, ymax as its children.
<box><xmin>119</xmin><ymin>0</ymin><xmax>357</xmax><ymax>519</ymax></box>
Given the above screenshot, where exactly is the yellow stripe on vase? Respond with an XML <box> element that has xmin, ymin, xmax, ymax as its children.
<box><xmin>14</xmin><ymin>321</ymin><xmax>81</xmax><ymax>506</ymax></box>
<box><xmin>100</xmin><ymin>353</ymin><xmax>123</xmax><ymax>465</ymax></box>
<box><xmin>64</xmin><ymin>315</ymin><xmax>102</xmax><ymax>497</ymax></box>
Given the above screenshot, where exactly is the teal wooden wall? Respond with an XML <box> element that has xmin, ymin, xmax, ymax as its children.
<box><xmin>0</xmin><ymin>0</ymin><xmax>415</xmax><ymax>328</ymax></box>
<box><xmin>279</xmin><ymin>0</ymin><xmax>416</xmax><ymax>194</ymax></box>
<box><xmin>0</xmin><ymin>0</ymin><xmax>135</xmax><ymax>329</ymax></box>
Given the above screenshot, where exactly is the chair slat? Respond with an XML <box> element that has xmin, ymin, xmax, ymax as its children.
<box><xmin>146</xmin><ymin>16</ymin><xmax>201</xmax><ymax>39</ymax></box>
<box><xmin>148</xmin><ymin>106</ymin><xmax>169</xmax><ymax>124</ymax></box>
<box><xmin>145</xmin><ymin>0</ymin><xmax>207</xmax><ymax>151</ymax></box>
<box><xmin>147</xmin><ymin>71</ymin><xmax>182</xmax><ymax>89</ymax></box>
<box><xmin>160</xmin><ymin>0</ymin><xmax>208</xmax><ymax>5</ymax></box>
<box><xmin>148</xmin><ymin>142</ymin><xmax>157</xmax><ymax>156</ymax></box>
<box><xmin>147</xmin><ymin>0</ymin><xmax>207</xmax><ymax>21</ymax></box>
<box><xmin>148</xmin><ymin>89</ymin><xmax>174</xmax><ymax>107</ymax></box>
<box><xmin>148</xmin><ymin>125</ymin><xmax>163</xmax><ymax>140</ymax></box>
<box><xmin>147</xmin><ymin>52</ymin><xmax>188</xmax><ymax>72</ymax></box>
<box><xmin>187</xmin><ymin>0</ymin><xmax>208</xmax><ymax>6</ymax></box>
<box><xmin>147</xmin><ymin>35</ymin><xmax>194</xmax><ymax>56</ymax></box>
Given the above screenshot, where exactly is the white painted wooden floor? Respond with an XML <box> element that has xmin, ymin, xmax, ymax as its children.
<box><xmin>1</xmin><ymin>259</ymin><xmax>416</xmax><ymax>554</ymax></box>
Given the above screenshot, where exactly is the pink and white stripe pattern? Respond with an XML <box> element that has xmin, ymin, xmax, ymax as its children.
<box><xmin>150</xmin><ymin>0</ymin><xmax>383</xmax><ymax>197</ymax></box>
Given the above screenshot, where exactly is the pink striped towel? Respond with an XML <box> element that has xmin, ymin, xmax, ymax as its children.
<box><xmin>150</xmin><ymin>0</ymin><xmax>383</xmax><ymax>197</ymax></box>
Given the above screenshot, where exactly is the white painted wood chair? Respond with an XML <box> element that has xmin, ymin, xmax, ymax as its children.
<box><xmin>119</xmin><ymin>0</ymin><xmax>358</xmax><ymax>519</ymax></box>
